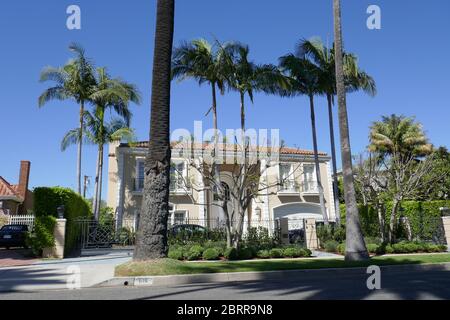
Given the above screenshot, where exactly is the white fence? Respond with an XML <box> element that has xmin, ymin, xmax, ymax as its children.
<box><xmin>8</xmin><ymin>215</ymin><xmax>35</xmax><ymax>230</ymax></box>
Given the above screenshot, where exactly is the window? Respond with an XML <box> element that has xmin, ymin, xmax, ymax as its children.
<box><xmin>170</xmin><ymin>161</ymin><xmax>187</xmax><ymax>192</ymax></box>
<box><xmin>279</xmin><ymin>163</ymin><xmax>296</xmax><ymax>192</ymax></box>
<box><xmin>303</xmin><ymin>164</ymin><xmax>318</xmax><ymax>192</ymax></box>
<box><xmin>135</xmin><ymin>160</ymin><xmax>145</xmax><ymax>191</ymax></box>
<box><xmin>174</xmin><ymin>211</ymin><xmax>187</xmax><ymax>225</ymax></box>
<box><xmin>213</xmin><ymin>182</ymin><xmax>231</xmax><ymax>202</ymax></box>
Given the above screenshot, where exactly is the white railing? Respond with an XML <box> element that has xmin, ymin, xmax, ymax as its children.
<box><xmin>8</xmin><ymin>215</ymin><xmax>35</xmax><ymax>230</ymax></box>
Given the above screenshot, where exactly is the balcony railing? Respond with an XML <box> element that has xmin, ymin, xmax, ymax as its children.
<box><xmin>133</xmin><ymin>178</ymin><xmax>189</xmax><ymax>194</ymax></box>
<box><xmin>278</xmin><ymin>180</ymin><xmax>300</xmax><ymax>194</ymax></box>
<box><xmin>301</xmin><ymin>180</ymin><xmax>319</xmax><ymax>194</ymax></box>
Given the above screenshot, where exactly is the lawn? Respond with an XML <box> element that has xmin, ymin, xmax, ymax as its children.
<box><xmin>115</xmin><ymin>253</ymin><xmax>450</xmax><ymax>277</ymax></box>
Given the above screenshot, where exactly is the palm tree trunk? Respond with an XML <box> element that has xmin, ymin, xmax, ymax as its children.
<box><xmin>309</xmin><ymin>95</ymin><xmax>329</xmax><ymax>225</ymax></box>
<box><xmin>93</xmin><ymin>148</ymin><xmax>101</xmax><ymax>219</ymax></box>
<box><xmin>96</xmin><ymin>144</ymin><xmax>104</xmax><ymax>219</ymax></box>
<box><xmin>327</xmin><ymin>94</ymin><xmax>341</xmax><ymax>225</ymax></box>
<box><xmin>77</xmin><ymin>102</ymin><xmax>84</xmax><ymax>195</ymax></box>
<box><xmin>134</xmin><ymin>0</ymin><xmax>175</xmax><ymax>261</ymax></box>
<box><xmin>333</xmin><ymin>0</ymin><xmax>368</xmax><ymax>261</ymax></box>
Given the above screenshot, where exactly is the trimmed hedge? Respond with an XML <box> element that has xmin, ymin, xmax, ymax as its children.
<box><xmin>33</xmin><ymin>187</ymin><xmax>92</xmax><ymax>256</ymax></box>
<box><xmin>26</xmin><ymin>216</ymin><xmax>57</xmax><ymax>256</ymax></box>
<box><xmin>203</xmin><ymin>248</ymin><xmax>220</xmax><ymax>261</ymax></box>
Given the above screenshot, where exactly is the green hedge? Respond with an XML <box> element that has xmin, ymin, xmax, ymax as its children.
<box><xmin>26</xmin><ymin>216</ymin><xmax>57</xmax><ymax>256</ymax></box>
<box><xmin>340</xmin><ymin>200</ymin><xmax>450</xmax><ymax>241</ymax></box>
<box><xmin>34</xmin><ymin>187</ymin><xmax>92</xmax><ymax>256</ymax></box>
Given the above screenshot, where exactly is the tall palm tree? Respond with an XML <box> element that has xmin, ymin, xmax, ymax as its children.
<box><xmin>134</xmin><ymin>0</ymin><xmax>175</xmax><ymax>260</ymax></box>
<box><xmin>62</xmin><ymin>113</ymin><xmax>135</xmax><ymax>214</ymax></box>
<box><xmin>89</xmin><ymin>68</ymin><xmax>141</xmax><ymax>219</ymax></box>
<box><xmin>278</xmin><ymin>53</ymin><xmax>329</xmax><ymax>225</ymax></box>
<box><xmin>299</xmin><ymin>38</ymin><xmax>376</xmax><ymax>225</ymax></box>
<box><xmin>39</xmin><ymin>43</ymin><xmax>96</xmax><ymax>195</ymax></box>
<box><xmin>333</xmin><ymin>0</ymin><xmax>369</xmax><ymax>261</ymax></box>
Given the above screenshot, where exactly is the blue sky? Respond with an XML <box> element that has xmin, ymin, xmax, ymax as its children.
<box><xmin>1</xmin><ymin>0</ymin><xmax>449</xmax><ymax>200</ymax></box>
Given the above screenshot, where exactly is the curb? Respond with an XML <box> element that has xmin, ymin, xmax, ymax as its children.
<box><xmin>97</xmin><ymin>262</ymin><xmax>450</xmax><ymax>288</ymax></box>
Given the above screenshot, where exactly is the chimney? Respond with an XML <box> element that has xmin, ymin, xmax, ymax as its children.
<box><xmin>18</xmin><ymin>161</ymin><xmax>31</xmax><ymax>201</ymax></box>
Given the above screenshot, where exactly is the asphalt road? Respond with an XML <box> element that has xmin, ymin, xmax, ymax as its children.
<box><xmin>1</xmin><ymin>264</ymin><xmax>450</xmax><ymax>300</ymax></box>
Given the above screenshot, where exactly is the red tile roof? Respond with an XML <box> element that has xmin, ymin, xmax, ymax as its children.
<box><xmin>0</xmin><ymin>177</ymin><xmax>23</xmax><ymax>202</ymax></box>
<box><xmin>121</xmin><ymin>141</ymin><xmax>327</xmax><ymax>157</ymax></box>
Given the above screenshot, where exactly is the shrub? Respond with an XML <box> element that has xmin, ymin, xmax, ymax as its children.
<box><xmin>257</xmin><ymin>250</ymin><xmax>271</xmax><ymax>259</ymax></box>
<box><xmin>26</xmin><ymin>216</ymin><xmax>57</xmax><ymax>256</ymax></box>
<box><xmin>186</xmin><ymin>245</ymin><xmax>204</xmax><ymax>261</ymax></box>
<box><xmin>283</xmin><ymin>247</ymin><xmax>303</xmax><ymax>258</ymax></box>
<box><xmin>203</xmin><ymin>248</ymin><xmax>220</xmax><ymax>261</ymax></box>
<box><xmin>33</xmin><ymin>187</ymin><xmax>92</xmax><ymax>256</ymax></box>
<box><xmin>324</xmin><ymin>240</ymin><xmax>339</xmax><ymax>253</ymax></box>
<box><xmin>168</xmin><ymin>248</ymin><xmax>184</xmax><ymax>261</ymax></box>
<box><xmin>244</xmin><ymin>227</ymin><xmax>275</xmax><ymax>249</ymax></box>
<box><xmin>238</xmin><ymin>247</ymin><xmax>254</xmax><ymax>260</ymax></box>
<box><xmin>366</xmin><ymin>244</ymin><xmax>379</xmax><ymax>254</ymax></box>
<box><xmin>224</xmin><ymin>247</ymin><xmax>239</xmax><ymax>261</ymax></box>
<box><xmin>0</xmin><ymin>213</ymin><xmax>8</xmax><ymax>228</ymax></box>
<box><xmin>269</xmin><ymin>248</ymin><xmax>284</xmax><ymax>259</ymax></box>
<box><xmin>300</xmin><ymin>248</ymin><xmax>313</xmax><ymax>257</ymax></box>
<box><xmin>337</xmin><ymin>243</ymin><xmax>346</xmax><ymax>255</ymax></box>
<box><xmin>365</xmin><ymin>237</ymin><xmax>382</xmax><ymax>245</ymax></box>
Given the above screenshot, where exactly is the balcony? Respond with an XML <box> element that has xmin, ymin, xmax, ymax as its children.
<box><xmin>278</xmin><ymin>180</ymin><xmax>300</xmax><ymax>196</ymax></box>
<box><xmin>132</xmin><ymin>178</ymin><xmax>190</xmax><ymax>195</ymax></box>
<box><xmin>301</xmin><ymin>181</ymin><xmax>320</xmax><ymax>195</ymax></box>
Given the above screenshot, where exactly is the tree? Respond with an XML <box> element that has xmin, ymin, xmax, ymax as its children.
<box><xmin>62</xmin><ymin>114</ymin><xmax>135</xmax><ymax>214</ymax></box>
<box><xmin>39</xmin><ymin>43</ymin><xmax>96</xmax><ymax>195</ymax></box>
<box><xmin>89</xmin><ymin>67</ymin><xmax>141</xmax><ymax>219</ymax></box>
<box><xmin>134</xmin><ymin>0</ymin><xmax>175</xmax><ymax>260</ymax></box>
<box><xmin>299</xmin><ymin>38</ymin><xmax>376</xmax><ymax>225</ymax></box>
<box><xmin>278</xmin><ymin>52</ymin><xmax>329</xmax><ymax>225</ymax></box>
<box><xmin>333</xmin><ymin>0</ymin><xmax>369</xmax><ymax>261</ymax></box>
<box><xmin>369</xmin><ymin>115</ymin><xmax>434</xmax><ymax>242</ymax></box>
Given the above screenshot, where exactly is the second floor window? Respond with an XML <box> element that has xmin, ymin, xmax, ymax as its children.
<box><xmin>279</xmin><ymin>163</ymin><xmax>296</xmax><ymax>191</ymax></box>
<box><xmin>170</xmin><ymin>161</ymin><xmax>187</xmax><ymax>191</ymax></box>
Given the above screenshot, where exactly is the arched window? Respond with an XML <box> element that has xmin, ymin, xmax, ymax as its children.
<box><xmin>213</xmin><ymin>182</ymin><xmax>231</xmax><ymax>202</ymax></box>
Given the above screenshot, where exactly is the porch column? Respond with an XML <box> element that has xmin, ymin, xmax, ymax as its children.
<box><xmin>305</xmin><ymin>218</ymin><xmax>319</xmax><ymax>250</ymax></box>
<box><xmin>116</xmin><ymin>151</ymin><xmax>125</xmax><ymax>230</ymax></box>
<box><xmin>442</xmin><ymin>216</ymin><xmax>450</xmax><ymax>250</ymax></box>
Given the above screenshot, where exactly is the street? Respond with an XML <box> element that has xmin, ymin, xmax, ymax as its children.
<box><xmin>1</xmin><ymin>264</ymin><xmax>450</xmax><ymax>300</ymax></box>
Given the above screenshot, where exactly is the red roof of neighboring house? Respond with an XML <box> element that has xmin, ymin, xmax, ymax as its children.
<box><xmin>121</xmin><ymin>141</ymin><xmax>328</xmax><ymax>157</ymax></box>
<box><xmin>0</xmin><ymin>177</ymin><xmax>23</xmax><ymax>202</ymax></box>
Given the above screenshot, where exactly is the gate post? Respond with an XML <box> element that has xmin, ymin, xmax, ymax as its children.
<box><xmin>305</xmin><ymin>219</ymin><xmax>319</xmax><ymax>251</ymax></box>
<box><xmin>43</xmin><ymin>218</ymin><xmax>67</xmax><ymax>259</ymax></box>
<box><xmin>278</xmin><ymin>218</ymin><xmax>290</xmax><ymax>245</ymax></box>
<box><xmin>442</xmin><ymin>216</ymin><xmax>450</xmax><ymax>251</ymax></box>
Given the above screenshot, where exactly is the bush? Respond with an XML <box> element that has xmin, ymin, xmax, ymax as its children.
<box><xmin>257</xmin><ymin>250</ymin><xmax>271</xmax><ymax>259</ymax></box>
<box><xmin>366</xmin><ymin>244</ymin><xmax>379</xmax><ymax>254</ymax></box>
<box><xmin>224</xmin><ymin>247</ymin><xmax>239</xmax><ymax>261</ymax></box>
<box><xmin>337</xmin><ymin>243</ymin><xmax>346</xmax><ymax>255</ymax></box>
<box><xmin>365</xmin><ymin>237</ymin><xmax>382</xmax><ymax>245</ymax></box>
<box><xmin>202</xmin><ymin>248</ymin><xmax>220</xmax><ymax>261</ymax></box>
<box><xmin>26</xmin><ymin>216</ymin><xmax>57</xmax><ymax>256</ymax></box>
<box><xmin>238</xmin><ymin>247</ymin><xmax>254</xmax><ymax>260</ymax></box>
<box><xmin>33</xmin><ymin>187</ymin><xmax>92</xmax><ymax>256</ymax></box>
<box><xmin>324</xmin><ymin>240</ymin><xmax>339</xmax><ymax>253</ymax></box>
<box><xmin>203</xmin><ymin>241</ymin><xmax>227</xmax><ymax>256</ymax></box>
<box><xmin>269</xmin><ymin>248</ymin><xmax>284</xmax><ymax>259</ymax></box>
<box><xmin>283</xmin><ymin>247</ymin><xmax>303</xmax><ymax>258</ymax></box>
<box><xmin>0</xmin><ymin>213</ymin><xmax>8</xmax><ymax>228</ymax></box>
<box><xmin>186</xmin><ymin>245</ymin><xmax>204</xmax><ymax>261</ymax></box>
<box><xmin>168</xmin><ymin>248</ymin><xmax>184</xmax><ymax>261</ymax></box>
<box><xmin>244</xmin><ymin>227</ymin><xmax>275</xmax><ymax>249</ymax></box>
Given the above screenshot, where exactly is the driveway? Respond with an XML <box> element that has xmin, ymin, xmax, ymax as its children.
<box><xmin>0</xmin><ymin>249</ymin><xmax>132</xmax><ymax>292</ymax></box>
<box><xmin>0</xmin><ymin>249</ymin><xmax>37</xmax><ymax>268</ymax></box>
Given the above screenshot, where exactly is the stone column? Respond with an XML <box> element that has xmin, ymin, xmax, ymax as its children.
<box><xmin>442</xmin><ymin>216</ymin><xmax>450</xmax><ymax>250</ymax></box>
<box><xmin>43</xmin><ymin>219</ymin><xmax>67</xmax><ymax>259</ymax></box>
<box><xmin>305</xmin><ymin>219</ymin><xmax>319</xmax><ymax>250</ymax></box>
<box><xmin>278</xmin><ymin>218</ymin><xmax>290</xmax><ymax>245</ymax></box>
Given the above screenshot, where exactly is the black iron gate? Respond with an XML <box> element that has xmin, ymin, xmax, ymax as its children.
<box><xmin>76</xmin><ymin>219</ymin><xmax>135</xmax><ymax>250</ymax></box>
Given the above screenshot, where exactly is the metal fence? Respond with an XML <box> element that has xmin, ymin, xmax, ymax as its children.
<box><xmin>8</xmin><ymin>215</ymin><xmax>35</xmax><ymax>231</ymax></box>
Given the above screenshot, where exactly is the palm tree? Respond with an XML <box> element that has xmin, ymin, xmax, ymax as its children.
<box><xmin>39</xmin><ymin>43</ymin><xmax>96</xmax><ymax>195</ymax></box>
<box><xmin>89</xmin><ymin>68</ymin><xmax>141</xmax><ymax>219</ymax></box>
<box><xmin>369</xmin><ymin>115</ymin><xmax>432</xmax><ymax>159</ymax></box>
<box><xmin>299</xmin><ymin>38</ymin><xmax>376</xmax><ymax>225</ymax></box>
<box><xmin>278</xmin><ymin>52</ymin><xmax>329</xmax><ymax>225</ymax></box>
<box><xmin>62</xmin><ymin>113</ymin><xmax>135</xmax><ymax>215</ymax></box>
<box><xmin>333</xmin><ymin>0</ymin><xmax>369</xmax><ymax>261</ymax></box>
<box><xmin>134</xmin><ymin>0</ymin><xmax>175</xmax><ymax>260</ymax></box>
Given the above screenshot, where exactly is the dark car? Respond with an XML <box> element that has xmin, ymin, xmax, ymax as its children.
<box><xmin>0</xmin><ymin>225</ymin><xmax>29</xmax><ymax>249</ymax></box>
<box><xmin>169</xmin><ymin>224</ymin><xmax>207</xmax><ymax>237</ymax></box>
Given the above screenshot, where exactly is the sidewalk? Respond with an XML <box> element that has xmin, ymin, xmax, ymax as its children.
<box><xmin>0</xmin><ymin>250</ymin><xmax>133</xmax><ymax>292</ymax></box>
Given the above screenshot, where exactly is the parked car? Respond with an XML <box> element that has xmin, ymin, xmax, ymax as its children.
<box><xmin>0</xmin><ymin>225</ymin><xmax>29</xmax><ymax>249</ymax></box>
<box><xmin>169</xmin><ymin>224</ymin><xmax>207</xmax><ymax>237</ymax></box>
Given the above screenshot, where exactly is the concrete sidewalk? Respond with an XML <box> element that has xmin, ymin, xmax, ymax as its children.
<box><xmin>0</xmin><ymin>250</ymin><xmax>132</xmax><ymax>292</ymax></box>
